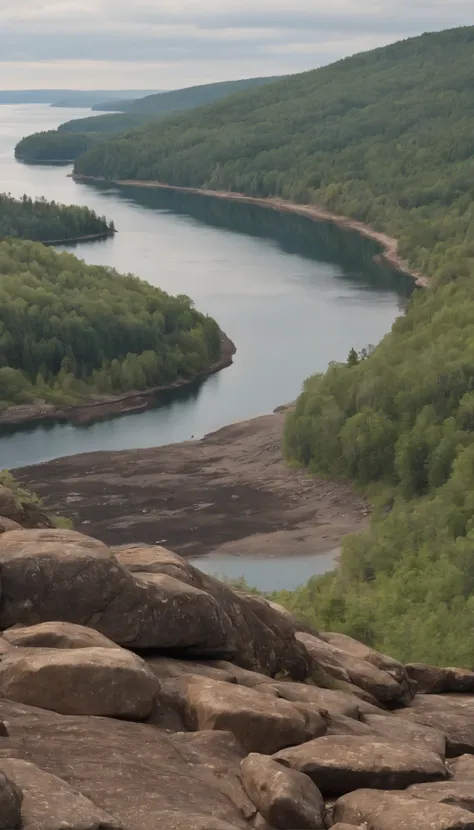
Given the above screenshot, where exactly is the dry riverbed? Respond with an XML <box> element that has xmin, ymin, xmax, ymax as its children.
<box><xmin>16</xmin><ymin>409</ymin><xmax>369</xmax><ymax>558</ymax></box>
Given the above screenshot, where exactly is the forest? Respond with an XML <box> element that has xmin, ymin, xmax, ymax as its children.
<box><xmin>72</xmin><ymin>25</ymin><xmax>474</xmax><ymax>666</ymax></box>
<box><xmin>0</xmin><ymin>194</ymin><xmax>113</xmax><ymax>242</ymax></box>
<box><xmin>15</xmin><ymin>131</ymin><xmax>104</xmax><ymax>163</ymax></box>
<box><xmin>14</xmin><ymin>76</ymin><xmax>282</xmax><ymax>163</ymax></box>
<box><xmin>73</xmin><ymin>26</ymin><xmax>474</xmax><ymax>289</ymax></box>
<box><xmin>0</xmin><ymin>238</ymin><xmax>222</xmax><ymax>409</ymax></box>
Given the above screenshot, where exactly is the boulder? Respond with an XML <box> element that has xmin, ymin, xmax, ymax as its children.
<box><xmin>320</xmin><ymin>631</ymin><xmax>411</xmax><ymax>683</ymax></box>
<box><xmin>364</xmin><ymin>712</ymin><xmax>446</xmax><ymax>757</ymax></box>
<box><xmin>205</xmin><ymin>661</ymin><xmax>276</xmax><ymax>687</ymax></box>
<box><xmin>169</xmin><ymin>676</ymin><xmax>327</xmax><ymax>754</ymax></box>
<box><xmin>296</xmin><ymin>632</ymin><xmax>410</xmax><ymax>705</ymax></box>
<box><xmin>0</xmin><ymin>769</ymin><xmax>22</xmax><ymax>830</ymax></box>
<box><xmin>173</xmin><ymin>731</ymin><xmax>255</xmax><ymax>821</ymax></box>
<box><xmin>0</xmin><ymin>757</ymin><xmax>121</xmax><ymax>829</ymax></box>
<box><xmin>0</xmin><ymin>487</ymin><xmax>18</xmax><ymax>520</ymax></box>
<box><xmin>406</xmin><ymin>664</ymin><xmax>474</xmax><ymax>694</ymax></box>
<box><xmin>255</xmin><ymin>679</ymin><xmax>381</xmax><ymax>718</ymax></box>
<box><xmin>273</xmin><ymin>734</ymin><xmax>447</xmax><ymax>796</ymax></box>
<box><xmin>145</xmin><ymin>657</ymin><xmax>237</xmax><ymax>684</ymax></box>
<box><xmin>0</xmin><ymin>530</ymin><xmax>308</xmax><ymax>677</ymax></box>
<box><xmin>0</xmin><ymin>529</ymin><xmax>235</xmax><ymax>655</ymax></box>
<box><xmin>0</xmin><ymin>646</ymin><xmax>159</xmax><ymax>719</ymax></box>
<box><xmin>324</xmin><ymin>713</ymin><xmax>375</xmax><ymax>738</ymax></box>
<box><xmin>0</xmin><ymin>517</ymin><xmax>21</xmax><ymax>535</ymax></box>
<box><xmin>240</xmin><ymin>753</ymin><xmax>325</xmax><ymax>829</ymax></box>
<box><xmin>113</xmin><ymin>545</ymin><xmax>196</xmax><ymax>583</ymax></box>
<box><xmin>408</xmin><ymin>781</ymin><xmax>474</xmax><ymax>813</ymax></box>
<box><xmin>333</xmin><ymin>788</ymin><xmax>474</xmax><ymax>830</ymax></box>
<box><xmin>396</xmin><ymin>695</ymin><xmax>474</xmax><ymax>756</ymax></box>
<box><xmin>449</xmin><ymin>756</ymin><xmax>474</xmax><ymax>779</ymax></box>
<box><xmin>3</xmin><ymin>621</ymin><xmax>121</xmax><ymax>650</ymax></box>
<box><xmin>0</xmin><ymin>698</ymin><xmax>251</xmax><ymax>830</ymax></box>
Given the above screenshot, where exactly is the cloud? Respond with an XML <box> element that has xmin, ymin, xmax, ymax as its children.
<box><xmin>0</xmin><ymin>0</ymin><xmax>472</xmax><ymax>88</ymax></box>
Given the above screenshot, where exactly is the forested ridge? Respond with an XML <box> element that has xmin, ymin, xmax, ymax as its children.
<box><xmin>72</xmin><ymin>25</ymin><xmax>474</xmax><ymax>666</ymax></box>
<box><xmin>74</xmin><ymin>26</ymin><xmax>474</xmax><ymax>287</ymax></box>
<box><xmin>0</xmin><ymin>239</ymin><xmax>222</xmax><ymax>410</ymax></box>
<box><xmin>14</xmin><ymin>76</ymin><xmax>282</xmax><ymax>163</ymax></box>
<box><xmin>0</xmin><ymin>194</ymin><xmax>113</xmax><ymax>242</ymax></box>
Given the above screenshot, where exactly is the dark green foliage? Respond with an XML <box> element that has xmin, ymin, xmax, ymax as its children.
<box><xmin>74</xmin><ymin>26</ymin><xmax>474</xmax><ymax>288</ymax></box>
<box><xmin>16</xmin><ymin>76</ymin><xmax>282</xmax><ymax>163</ymax></box>
<box><xmin>0</xmin><ymin>194</ymin><xmax>113</xmax><ymax>242</ymax></box>
<box><xmin>0</xmin><ymin>239</ymin><xmax>222</xmax><ymax>409</ymax></box>
<box><xmin>58</xmin><ymin>113</ymin><xmax>151</xmax><ymax>134</ymax></box>
<box><xmin>92</xmin><ymin>76</ymin><xmax>283</xmax><ymax>114</ymax></box>
<box><xmin>15</xmin><ymin>131</ymin><xmax>103</xmax><ymax>163</ymax></box>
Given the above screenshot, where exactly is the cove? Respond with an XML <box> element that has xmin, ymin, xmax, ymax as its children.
<box><xmin>0</xmin><ymin>104</ymin><xmax>414</xmax><ymax>472</ymax></box>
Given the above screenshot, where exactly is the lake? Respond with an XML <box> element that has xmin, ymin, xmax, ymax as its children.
<box><xmin>0</xmin><ymin>104</ymin><xmax>413</xmax><ymax>470</ymax></box>
<box><xmin>0</xmin><ymin>104</ymin><xmax>414</xmax><ymax>588</ymax></box>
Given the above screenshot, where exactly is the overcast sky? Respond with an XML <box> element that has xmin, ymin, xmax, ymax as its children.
<box><xmin>0</xmin><ymin>0</ymin><xmax>472</xmax><ymax>90</ymax></box>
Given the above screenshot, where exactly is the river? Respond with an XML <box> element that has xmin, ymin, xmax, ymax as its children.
<box><xmin>0</xmin><ymin>104</ymin><xmax>414</xmax><ymax>474</ymax></box>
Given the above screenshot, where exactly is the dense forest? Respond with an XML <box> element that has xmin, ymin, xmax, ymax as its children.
<box><xmin>72</xmin><ymin>25</ymin><xmax>474</xmax><ymax>666</ymax></box>
<box><xmin>91</xmin><ymin>76</ymin><xmax>283</xmax><ymax>113</ymax></box>
<box><xmin>0</xmin><ymin>239</ymin><xmax>222</xmax><ymax>410</ymax></box>
<box><xmin>15</xmin><ymin>131</ymin><xmax>104</xmax><ymax>163</ymax></box>
<box><xmin>14</xmin><ymin>76</ymin><xmax>282</xmax><ymax>163</ymax></box>
<box><xmin>73</xmin><ymin>26</ymin><xmax>474</xmax><ymax>288</ymax></box>
<box><xmin>0</xmin><ymin>194</ymin><xmax>113</xmax><ymax>242</ymax></box>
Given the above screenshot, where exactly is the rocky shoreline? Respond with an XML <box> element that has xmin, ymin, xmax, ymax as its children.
<box><xmin>73</xmin><ymin>175</ymin><xmax>430</xmax><ymax>288</ymax></box>
<box><xmin>15</xmin><ymin>408</ymin><xmax>369</xmax><ymax>557</ymax></box>
<box><xmin>0</xmin><ymin>490</ymin><xmax>472</xmax><ymax>829</ymax></box>
<box><xmin>0</xmin><ymin>332</ymin><xmax>235</xmax><ymax>427</ymax></box>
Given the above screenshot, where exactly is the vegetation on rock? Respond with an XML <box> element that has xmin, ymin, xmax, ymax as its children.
<box><xmin>0</xmin><ymin>193</ymin><xmax>113</xmax><ymax>242</ymax></box>
<box><xmin>0</xmin><ymin>238</ymin><xmax>222</xmax><ymax>409</ymax></box>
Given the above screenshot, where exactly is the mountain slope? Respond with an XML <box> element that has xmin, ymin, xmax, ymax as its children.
<box><xmin>91</xmin><ymin>76</ymin><xmax>283</xmax><ymax>113</ymax></box>
<box><xmin>75</xmin><ymin>25</ymin><xmax>474</xmax><ymax>666</ymax></box>
<box><xmin>75</xmin><ymin>25</ymin><xmax>474</xmax><ymax>285</ymax></box>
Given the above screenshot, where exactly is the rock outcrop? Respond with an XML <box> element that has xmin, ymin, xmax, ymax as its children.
<box><xmin>0</xmin><ymin>506</ymin><xmax>472</xmax><ymax>829</ymax></box>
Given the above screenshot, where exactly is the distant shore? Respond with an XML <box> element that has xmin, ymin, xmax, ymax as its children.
<box><xmin>73</xmin><ymin>175</ymin><xmax>429</xmax><ymax>288</ymax></box>
<box><xmin>0</xmin><ymin>333</ymin><xmax>235</xmax><ymax>428</ymax></box>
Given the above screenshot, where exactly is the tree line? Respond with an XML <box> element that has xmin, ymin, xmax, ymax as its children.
<box><xmin>0</xmin><ymin>239</ymin><xmax>222</xmax><ymax>410</ymax></box>
<box><xmin>68</xmin><ymin>22</ymin><xmax>474</xmax><ymax>666</ymax></box>
<box><xmin>0</xmin><ymin>194</ymin><xmax>113</xmax><ymax>242</ymax></box>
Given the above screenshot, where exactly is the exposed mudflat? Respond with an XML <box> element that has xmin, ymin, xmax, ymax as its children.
<box><xmin>16</xmin><ymin>410</ymin><xmax>369</xmax><ymax>558</ymax></box>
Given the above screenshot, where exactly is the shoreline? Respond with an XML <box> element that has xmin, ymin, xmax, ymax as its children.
<box><xmin>42</xmin><ymin>229</ymin><xmax>116</xmax><ymax>246</ymax></box>
<box><xmin>73</xmin><ymin>175</ymin><xmax>429</xmax><ymax>288</ymax></box>
<box><xmin>0</xmin><ymin>333</ymin><xmax>235</xmax><ymax>428</ymax></box>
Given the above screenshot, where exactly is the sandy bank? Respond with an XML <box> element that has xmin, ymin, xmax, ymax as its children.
<box><xmin>73</xmin><ymin>175</ymin><xmax>429</xmax><ymax>287</ymax></box>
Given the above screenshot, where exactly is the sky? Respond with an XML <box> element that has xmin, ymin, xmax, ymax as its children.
<box><xmin>0</xmin><ymin>0</ymin><xmax>472</xmax><ymax>90</ymax></box>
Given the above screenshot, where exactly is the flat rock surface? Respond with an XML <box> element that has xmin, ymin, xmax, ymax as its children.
<box><xmin>0</xmin><ymin>699</ymin><xmax>249</xmax><ymax>830</ymax></box>
<box><xmin>333</xmin><ymin>788</ymin><xmax>474</xmax><ymax>829</ymax></box>
<box><xmin>15</xmin><ymin>412</ymin><xmax>368</xmax><ymax>554</ymax></box>
<box><xmin>273</xmin><ymin>734</ymin><xmax>447</xmax><ymax>795</ymax></box>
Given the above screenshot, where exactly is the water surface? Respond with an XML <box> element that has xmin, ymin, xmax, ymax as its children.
<box><xmin>0</xmin><ymin>104</ymin><xmax>413</xmax><ymax>473</ymax></box>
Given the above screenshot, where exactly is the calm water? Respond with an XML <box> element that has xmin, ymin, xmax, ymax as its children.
<box><xmin>189</xmin><ymin>550</ymin><xmax>339</xmax><ymax>592</ymax></box>
<box><xmin>0</xmin><ymin>105</ymin><xmax>413</xmax><ymax>471</ymax></box>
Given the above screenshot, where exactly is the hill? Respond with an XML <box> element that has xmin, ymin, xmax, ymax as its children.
<box><xmin>73</xmin><ymin>25</ymin><xmax>474</xmax><ymax>666</ymax></box>
<box><xmin>0</xmin><ymin>90</ymin><xmax>156</xmax><ymax>107</ymax></box>
<box><xmin>91</xmin><ymin>76</ymin><xmax>283</xmax><ymax>113</ymax></box>
<box><xmin>74</xmin><ymin>25</ymin><xmax>474</xmax><ymax>286</ymax></box>
<box><xmin>0</xmin><ymin>193</ymin><xmax>113</xmax><ymax>242</ymax></box>
<box><xmin>15</xmin><ymin>76</ymin><xmax>282</xmax><ymax>163</ymax></box>
<box><xmin>0</xmin><ymin>238</ymin><xmax>224</xmax><ymax>415</ymax></box>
